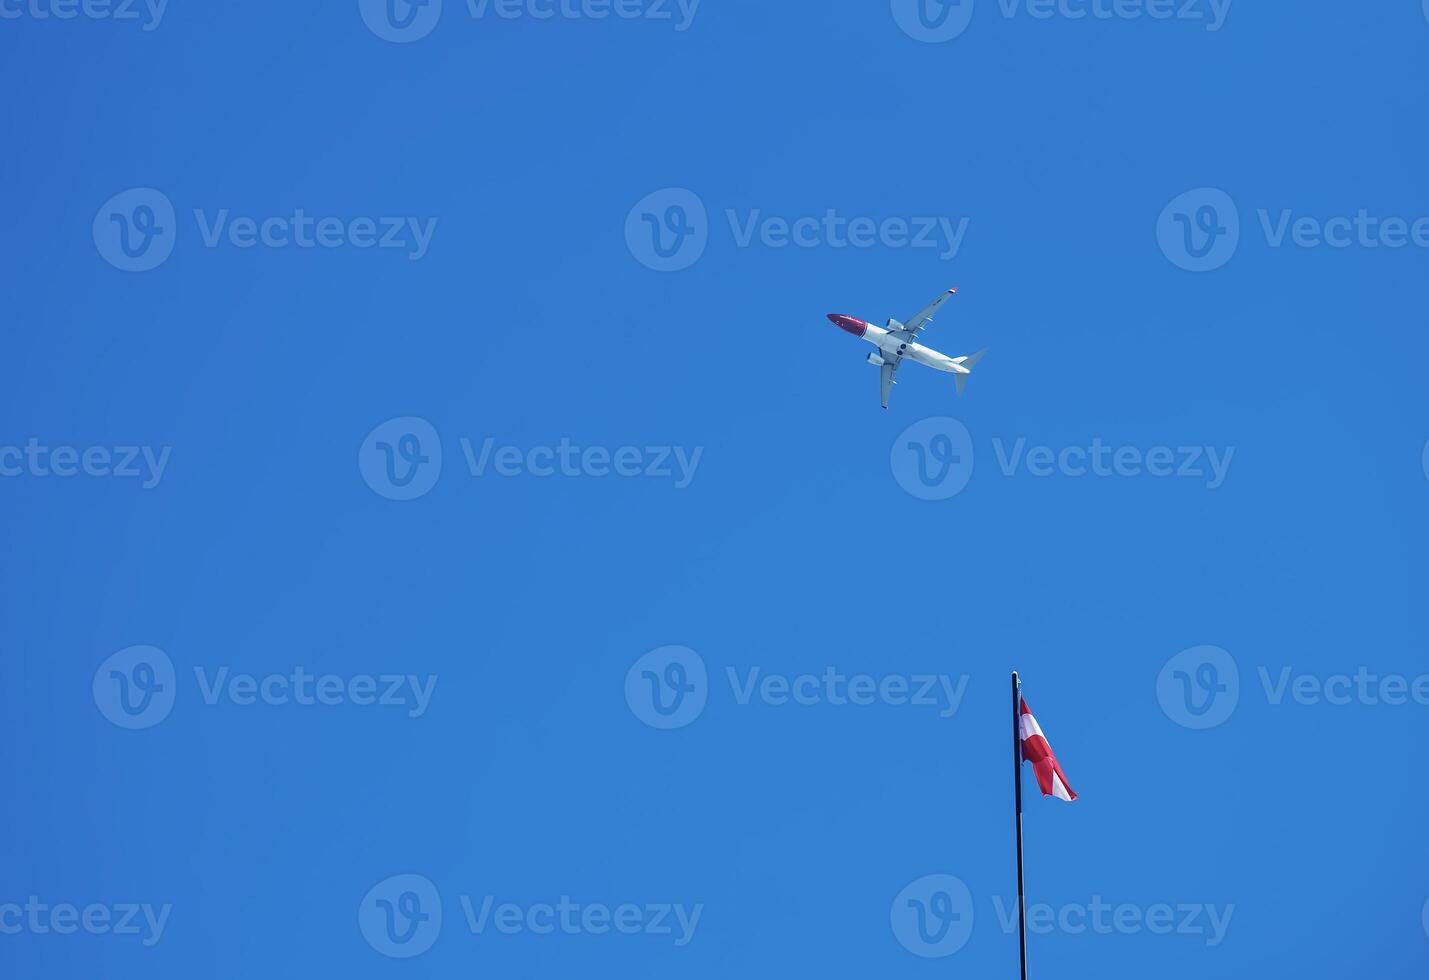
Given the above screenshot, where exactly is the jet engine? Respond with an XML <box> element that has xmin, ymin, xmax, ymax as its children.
<box><xmin>866</xmin><ymin>352</ymin><xmax>886</xmax><ymax>367</ymax></box>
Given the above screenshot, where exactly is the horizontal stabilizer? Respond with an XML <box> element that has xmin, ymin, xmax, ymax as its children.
<box><xmin>955</xmin><ymin>348</ymin><xmax>988</xmax><ymax>398</ymax></box>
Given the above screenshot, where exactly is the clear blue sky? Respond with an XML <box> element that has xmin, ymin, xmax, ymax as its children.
<box><xmin>2</xmin><ymin>2</ymin><xmax>1427</xmax><ymax>977</ymax></box>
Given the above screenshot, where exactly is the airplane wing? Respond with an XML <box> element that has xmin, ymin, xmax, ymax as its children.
<box><xmin>879</xmin><ymin>359</ymin><xmax>898</xmax><ymax>409</ymax></box>
<box><xmin>904</xmin><ymin>287</ymin><xmax>957</xmax><ymax>338</ymax></box>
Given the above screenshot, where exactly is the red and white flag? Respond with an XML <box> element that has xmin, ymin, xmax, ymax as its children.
<box><xmin>1019</xmin><ymin>698</ymin><xmax>1076</xmax><ymax>802</ymax></box>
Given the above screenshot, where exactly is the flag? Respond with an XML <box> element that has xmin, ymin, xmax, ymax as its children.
<box><xmin>1019</xmin><ymin>697</ymin><xmax>1076</xmax><ymax>802</ymax></box>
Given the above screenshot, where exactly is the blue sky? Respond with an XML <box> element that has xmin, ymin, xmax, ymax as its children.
<box><xmin>2</xmin><ymin>1</ymin><xmax>1428</xmax><ymax>977</ymax></box>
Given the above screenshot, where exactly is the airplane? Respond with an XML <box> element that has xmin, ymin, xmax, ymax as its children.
<box><xmin>828</xmin><ymin>288</ymin><xmax>987</xmax><ymax>409</ymax></box>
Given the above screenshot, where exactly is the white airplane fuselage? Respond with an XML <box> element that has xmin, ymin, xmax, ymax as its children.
<box><xmin>827</xmin><ymin>315</ymin><xmax>971</xmax><ymax>374</ymax></box>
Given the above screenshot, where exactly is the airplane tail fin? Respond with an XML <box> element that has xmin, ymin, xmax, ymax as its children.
<box><xmin>954</xmin><ymin>348</ymin><xmax>988</xmax><ymax>397</ymax></box>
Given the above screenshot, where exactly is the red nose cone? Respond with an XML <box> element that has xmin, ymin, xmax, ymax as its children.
<box><xmin>828</xmin><ymin>313</ymin><xmax>868</xmax><ymax>337</ymax></box>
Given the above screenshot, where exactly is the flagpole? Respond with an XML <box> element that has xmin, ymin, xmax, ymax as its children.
<box><xmin>1012</xmin><ymin>671</ymin><xmax>1028</xmax><ymax>980</ymax></box>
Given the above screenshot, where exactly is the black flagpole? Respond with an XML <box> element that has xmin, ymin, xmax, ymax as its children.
<box><xmin>1012</xmin><ymin>671</ymin><xmax>1029</xmax><ymax>980</ymax></box>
